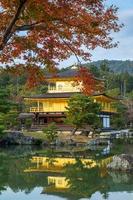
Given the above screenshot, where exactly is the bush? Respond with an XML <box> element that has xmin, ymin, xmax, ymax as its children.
<box><xmin>0</xmin><ymin>125</ymin><xmax>5</xmax><ymax>136</ymax></box>
<box><xmin>43</xmin><ymin>123</ymin><xmax>58</xmax><ymax>143</ymax></box>
<box><xmin>115</xmin><ymin>138</ymin><xmax>133</xmax><ymax>145</ymax></box>
<box><xmin>25</xmin><ymin>118</ymin><xmax>32</xmax><ymax>129</ymax></box>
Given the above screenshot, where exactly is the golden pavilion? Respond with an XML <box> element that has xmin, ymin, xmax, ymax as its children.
<box><xmin>24</xmin><ymin>67</ymin><xmax>117</xmax><ymax>128</ymax></box>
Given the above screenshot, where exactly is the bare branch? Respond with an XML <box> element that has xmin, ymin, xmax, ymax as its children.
<box><xmin>62</xmin><ymin>39</ymin><xmax>81</xmax><ymax>65</ymax></box>
<box><xmin>15</xmin><ymin>22</ymin><xmax>46</xmax><ymax>31</ymax></box>
<box><xmin>15</xmin><ymin>24</ymin><xmax>38</xmax><ymax>31</ymax></box>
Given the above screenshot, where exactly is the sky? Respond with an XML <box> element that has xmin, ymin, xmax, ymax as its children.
<box><xmin>59</xmin><ymin>0</ymin><xmax>133</xmax><ymax>68</ymax></box>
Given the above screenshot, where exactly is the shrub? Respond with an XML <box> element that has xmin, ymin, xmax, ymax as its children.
<box><xmin>25</xmin><ymin>118</ymin><xmax>32</xmax><ymax>129</ymax></box>
<box><xmin>43</xmin><ymin>123</ymin><xmax>58</xmax><ymax>143</ymax></box>
<box><xmin>0</xmin><ymin>125</ymin><xmax>5</xmax><ymax>137</ymax></box>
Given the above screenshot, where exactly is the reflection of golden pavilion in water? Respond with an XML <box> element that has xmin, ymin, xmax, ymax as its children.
<box><xmin>25</xmin><ymin>156</ymin><xmax>97</xmax><ymax>172</ymax></box>
<box><xmin>24</xmin><ymin>156</ymin><xmax>112</xmax><ymax>193</ymax></box>
<box><xmin>47</xmin><ymin>176</ymin><xmax>69</xmax><ymax>189</ymax></box>
<box><xmin>24</xmin><ymin>156</ymin><xmax>112</xmax><ymax>173</ymax></box>
<box><xmin>25</xmin><ymin>156</ymin><xmax>112</xmax><ymax>172</ymax></box>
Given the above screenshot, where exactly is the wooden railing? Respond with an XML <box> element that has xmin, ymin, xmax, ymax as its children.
<box><xmin>48</xmin><ymin>86</ymin><xmax>79</xmax><ymax>93</ymax></box>
<box><xmin>30</xmin><ymin>107</ymin><xmax>44</xmax><ymax>112</ymax></box>
<box><xmin>101</xmin><ymin>107</ymin><xmax>117</xmax><ymax>113</ymax></box>
<box><xmin>29</xmin><ymin>106</ymin><xmax>117</xmax><ymax>113</ymax></box>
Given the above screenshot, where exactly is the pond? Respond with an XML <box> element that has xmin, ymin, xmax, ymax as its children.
<box><xmin>0</xmin><ymin>145</ymin><xmax>133</xmax><ymax>200</ymax></box>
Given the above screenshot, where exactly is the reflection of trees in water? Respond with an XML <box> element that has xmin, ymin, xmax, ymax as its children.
<box><xmin>45</xmin><ymin>149</ymin><xmax>58</xmax><ymax>167</ymax></box>
<box><xmin>0</xmin><ymin>148</ymin><xmax>58</xmax><ymax>195</ymax></box>
<box><xmin>0</xmin><ymin>148</ymin><xmax>133</xmax><ymax>199</ymax></box>
<box><xmin>63</xmin><ymin>158</ymin><xmax>133</xmax><ymax>199</ymax></box>
<box><xmin>0</xmin><ymin>153</ymin><xmax>9</xmax><ymax>194</ymax></box>
<box><xmin>102</xmin><ymin>192</ymin><xmax>109</xmax><ymax>200</ymax></box>
<box><xmin>64</xmin><ymin>158</ymin><xmax>110</xmax><ymax>198</ymax></box>
<box><xmin>0</xmin><ymin>145</ymin><xmax>41</xmax><ymax>157</ymax></box>
<box><xmin>0</xmin><ymin>154</ymin><xmax>47</xmax><ymax>195</ymax></box>
<box><xmin>109</xmin><ymin>171</ymin><xmax>131</xmax><ymax>183</ymax></box>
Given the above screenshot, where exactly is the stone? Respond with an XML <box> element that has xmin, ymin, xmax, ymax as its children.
<box><xmin>0</xmin><ymin>131</ymin><xmax>42</xmax><ymax>145</ymax></box>
<box><xmin>108</xmin><ymin>171</ymin><xmax>130</xmax><ymax>183</ymax></box>
<box><xmin>107</xmin><ymin>154</ymin><xmax>133</xmax><ymax>172</ymax></box>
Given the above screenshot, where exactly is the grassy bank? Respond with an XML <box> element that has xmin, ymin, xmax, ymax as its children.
<box><xmin>23</xmin><ymin>130</ymin><xmax>47</xmax><ymax>140</ymax></box>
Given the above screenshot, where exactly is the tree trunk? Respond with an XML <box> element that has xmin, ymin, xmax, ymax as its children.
<box><xmin>71</xmin><ymin>127</ymin><xmax>78</xmax><ymax>135</ymax></box>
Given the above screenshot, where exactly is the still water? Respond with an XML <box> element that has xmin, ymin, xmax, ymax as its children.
<box><xmin>0</xmin><ymin>145</ymin><xmax>133</xmax><ymax>200</ymax></box>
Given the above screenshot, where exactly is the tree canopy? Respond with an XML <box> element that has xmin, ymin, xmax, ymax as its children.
<box><xmin>66</xmin><ymin>94</ymin><xmax>101</xmax><ymax>133</ymax></box>
<box><xmin>0</xmin><ymin>0</ymin><xmax>121</xmax><ymax>85</ymax></box>
<box><xmin>43</xmin><ymin>122</ymin><xmax>58</xmax><ymax>143</ymax></box>
<box><xmin>0</xmin><ymin>88</ymin><xmax>19</xmax><ymax>133</ymax></box>
<box><xmin>0</xmin><ymin>88</ymin><xmax>12</xmax><ymax>134</ymax></box>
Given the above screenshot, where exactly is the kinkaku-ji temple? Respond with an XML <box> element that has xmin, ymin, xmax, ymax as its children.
<box><xmin>21</xmin><ymin>66</ymin><xmax>117</xmax><ymax>129</ymax></box>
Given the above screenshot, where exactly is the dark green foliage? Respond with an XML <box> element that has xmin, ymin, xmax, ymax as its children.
<box><xmin>66</xmin><ymin>94</ymin><xmax>101</xmax><ymax>130</ymax></box>
<box><xmin>0</xmin><ymin>68</ymin><xmax>48</xmax><ymax>132</ymax></box>
<box><xmin>0</xmin><ymin>68</ymin><xmax>48</xmax><ymax>97</ymax></box>
<box><xmin>2</xmin><ymin>111</ymin><xmax>19</xmax><ymax>130</ymax></box>
<box><xmin>0</xmin><ymin>88</ymin><xmax>19</xmax><ymax>133</ymax></box>
<box><xmin>111</xmin><ymin>102</ymin><xmax>127</xmax><ymax>129</ymax></box>
<box><xmin>0</xmin><ymin>89</ymin><xmax>11</xmax><ymax>134</ymax></box>
<box><xmin>24</xmin><ymin>118</ymin><xmax>32</xmax><ymax>129</ymax></box>
<box><xmin>64</xmin><ymin>159</ymin><xmax>108</xmax><ymax>199</ymax></box>
<box><xmin>43</xmin><ymin>122</ymin><xmax>58</xmax><ymax>143</ymax></box>
<box><xmin>0</xmin><ymin>88</ymin><xmax>11</xmax><ymax>114</ymax></box>
<box><xmin>0</xmin><ymin>125</ymin><xmax>4</xmax><ymax>136</ymax></box>
<box><xmin>89</xmin><ymin>65</ymin><xmax>101</xmax><ymax>77</ymax></box>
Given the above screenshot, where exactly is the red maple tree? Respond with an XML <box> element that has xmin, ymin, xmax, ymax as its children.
<box><xmin>75</xmin><ymin>66</ymin><xmax>104</xmax><ymax>95</ymax></box>
<box><xmin>0</xmin><ymin>0</ymin><xmax>122</xmax><ymax>86</ymax></box>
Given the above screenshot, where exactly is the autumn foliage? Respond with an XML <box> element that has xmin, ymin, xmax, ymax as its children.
<box><xmin>75</xmin><ymin>67</ymin><xmax>95</xmax><ymax>95</ymax></box>
<box><xmin>75</xmin><ymin>67</ymin><xmax>104</xmax><ymax>95</ymax></box>
<box><xmin>0</xmin><ymin>0</ymin><xmax>121</xmax><ymax>86</ymax></box>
